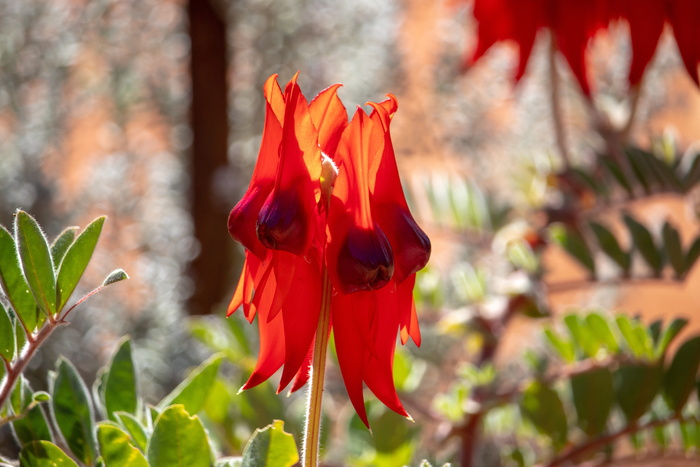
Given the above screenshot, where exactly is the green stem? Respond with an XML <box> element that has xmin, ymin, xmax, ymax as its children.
<box><xmin>302</xmin><ymin>266</ymin><xmax>333</xmax><ymax>467</ymax></box>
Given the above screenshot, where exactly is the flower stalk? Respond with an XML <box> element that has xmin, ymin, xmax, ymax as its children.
<box><xmin>302</xmin><ymin>265</ymin><xmax>333</xmax><ymax>467</ymax></box>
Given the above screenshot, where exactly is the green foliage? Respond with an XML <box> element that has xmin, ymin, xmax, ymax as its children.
<box><xmin>15</xmin><ymin>211</ymin><xmax>58</xmax><ymax>316</ymax></box>
<box><xmin>549</xmin><ymin>224</ymin><xmax>596</xmax><ymax>276</ymax></box>
<box><xmin>19</xmin><ymin>440</ymin><xmax>79</xmax><ymax>467</ymax></box>
<box><xmin>2</xmin><ymin>333</ymin><xmax>300</xmax><ymax>467</ymax></box>
<box><xmin>156</xmin><ymin>354</ymin><xmax>223</xmax><ymax>414</ymax></box>
<box><xmin>0</xmin><ymin>213</ymin><xmax>128</xmax><ymax>427</ymax></box>
<box><xmin>241</xmin><ymin>420</ymin><xmax>299</xmax><ymax>467</ymax></box>
<box><xmin>97</xmin><ymin>423</ymin><xmax>148</xmax><ymax>467</ymax></box>
<box><xmin>56</xmin><ymin>216</ymin><xmax>105</xmax><ymax>310</ymax></box>
<box><xmin>51</xmin><ymin>358</ymin><xmax>97</xmax><ymax>465</ymax></box>
<box><xmin>519</xmin><ymin>381</ymin><xmax>568</xmax><ymax>450</ymax></box>
<box><xmin>10</xmin><ymin>377</ymin><xmax>53</xmax><ymax>446</ymax></box>
<box><xmin>103</xmin><ymin>338</ymin><xmax>139</xmax><ymax>421</ymax></box>
<box><xmin>147</xmin><ymin>405</ymin><xmax>212</xmax><ymax>467</ymax></box>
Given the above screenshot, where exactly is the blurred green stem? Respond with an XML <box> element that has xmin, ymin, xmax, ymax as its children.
<box><xmin>549</xmin><ymin>31</ymin><xmax>571</xmax><ymax>170</ymax></box>
<box><xmin>302</xmin><ymin>265</ymin><xmax>333</xmax><ymax>467</ymax></box>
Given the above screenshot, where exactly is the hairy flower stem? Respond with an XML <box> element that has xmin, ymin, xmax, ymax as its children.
<box><xmin>302</xmin><ymin>265</ymin><xmax>333</xmax><ymax>467</ymax></box>
<box><xmin>548</xmin><ymin>31</ymin><xmax>572</xmax><ymax>170</ymax></box>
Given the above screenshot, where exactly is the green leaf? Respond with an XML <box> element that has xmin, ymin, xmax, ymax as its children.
<box><xmin>147</xmin><ymin>405</ymin><xmax>212</xmax><ymax>467</ymax></box>
<box><xmin>0</xmin><ymin>302</ymin><xmax>14</xmax><ymax>360</ymax></box>
<box><xmin>97</xmin><ymin>423</ymin><xmax>148</xmax><ymax>467</ymax></box>
<box><xmin>0</xmin><ymin>226</ymin><xmax>41</xmax><ymax>331</ymax></box>
<box><xmin>615</xmin><ymin>315</ymin><xmax>653</xmax><ymax>359</ymax></box>
<box><xmin>543</xmin><ymin>328</ymin><xmax>576</xmax><ymax>363</ymax></box>
<box><xmin>550</xmin><ymin>224</ymin><xmax>596</xmax><ymax>276</ymax></box>
<box><xmin>685</xmin><ymin>237</ymin><xmax>700</xmax><ymax>276</ymax></box>
<box><xmin>51</xmin><ymin>358</ymin><xmax>97</xmax><ymax>465</ymax></box>
<box><xmin>19</xmin><ymin>441</ymin><xmax>78</xmax><ymax>467</ymax></box>
<box><xmin>662</xmin><ymin>222</ymin><xmax>685</xmax><ymax>278</ymax></box>
<box><xmin>679</xmin><ymin>420</ymin><xmax>695</xmax><ymax>451</ymax></box>
<box><xmin>373</xmin><ymin>410</ymin><xmax>416</xmax><ymax>453</ymax></box>
<box><xmin>589</xmin><ymin>222</ymin><xmax>631</xmax><ymax>274</ymax></box>
<box><xmin>241</xmin><ymin>420</ymin><xmax>299</xmax><ymax>467</ymax></box>
<box><xmin>642</xmin><ymin>149</ymin><xmax>683</xmax><ymax>191</ymax></box>
<box><xmin>519</xmin><ymin>381</ymin><xmax>568</xmax><ymax>450</ymax></box>
<box><xmin>601</xmin><ymin>157</ymin><xmax>634</xmax><ymax>197</ymax></box>
<box><xmin>654</xmin><ymin>318</ymin><xmax>688</xmax><ymax>358</ymax></box>
<box><xmin>623</xmin><ymin>214</ymin><xmax>664</xmax><ymax>276</ymax></box>
<box><xmin>157</xmin><ymin>354</ymin><xmax>223</xmax><ymax>414</ymax></box>
<box><xmin>11</xmin><ymin>377</ymin><xmax>53</xmax><ymax>445</ymax></box>
<box><xmin>615</xmin><ymin>362</ymin><xmax>664</xmax><ymax>423</ymax></box>
<box><xmin>15</xmin><ymin>211</ymin><xmax>57</xmax><ymax>315</ymax></box>
<box><xmin>50</xmin><ymin>227</ymin><xmax>78</xmax><ymax>269</ymax></box>
<box><xmin>584</xmin><ymin>313</ymin><xmax>618</xmax><ymax>354</ymax></box>
<box><xmin>56</xmin><ymin>216</ymin><xmax>105</xmax><ymax>311</ymax></box>
<box><xmin>681</xmin><ymin>152</ymin><xmax>700</xmax><ymax>191</ymax></box>
<box><xmin>571</xmin><ymin>367</ymin><xmax>614</xmax><ymax>436</ymax></box>
<box><xmin>663</xmin><ymin>336</ymin><xmax>700</xmax><ymax>412</ymax></box>
<box><xmin>626</xmin><ymin>148</ymin><xmax>653</xmax><ymax>194</ymax></box>
<box><xmin>564</xmin><ymin>314</ymin><xmax>598</xmax><ymax>358</ymax></box>
<box><xmin>652</xmin><ymin>423</ymin><xmax>669</xmax><ymax>452</ymax></box>
<box><xmin>102</xmin><ymin>269</ymin><xmax>129</xmax><ymax>286</ymax></box>
<box><xmin>104</xmin><ymin>338</ymin><xmax>138</xmax><ymax>421</ymax></box>
<box><xmin>114</xmin><ymin>412</ymin><xmax>149</xmax><ymax>452</ymax></box>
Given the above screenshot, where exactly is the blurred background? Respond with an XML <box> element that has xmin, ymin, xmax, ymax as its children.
<box><xmin>2</xmin><ymin>0</ymin><xmax>700</xmax><ymax>465</ymax></box>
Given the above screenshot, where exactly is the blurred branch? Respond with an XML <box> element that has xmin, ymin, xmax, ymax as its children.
<box><xmin>546</xmin><ymin>277</ymin><xmax>684</xmax><ymax>294</ymax></box>
<box><xmin>542</xmin><ymin>413</ymin><xmax>692</xmax><ymax>467</ymax></box>
<box><xmin>548</xmin><ymin>32</ymin><xmax>571</xmax><ymax>170</ymax></box>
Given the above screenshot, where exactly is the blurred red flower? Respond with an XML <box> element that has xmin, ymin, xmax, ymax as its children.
<box><xmin>227</xmin><ymin>73</ymin><xmax>430</xmax><ymax>427</ymax></box>
<box><xmin>466</xmin><ymin>0</ymin><xmax>699</xmax><ymax>93</ymax></box>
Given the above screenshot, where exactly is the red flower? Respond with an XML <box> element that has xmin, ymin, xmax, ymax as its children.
<box><xmin>227</xmin><ymin>74</ymin><xmax>430</xmax><ymax>427</ymax></box>
<box><xmin>327</xmin><ymin>96</ymin><xmax>429</xmax><ymax>425</ymax></box>
<box><xmin>469</xmin><ymin>0</ymin><xmax>606</xmax><ymax>95</ymax></box>
<box><xmin>666</xmin><ymin>0</ymin><xmax>700</xmax><ymax>86</ymax></box>
<box><xmin>467</xmin><ymin>0</ymin><xmax>700</xmax><ymax>91</ymax></box>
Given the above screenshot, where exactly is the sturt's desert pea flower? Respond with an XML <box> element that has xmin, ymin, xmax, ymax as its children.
<box><xmin>466</xmin><ymin>0</ymin><xmax>700</xmax><ymax>93</ymax></box>
<box><xmin>227</xmin><ymin>73</ymin><xmax>430</xmax><ymax>427</ymax></box>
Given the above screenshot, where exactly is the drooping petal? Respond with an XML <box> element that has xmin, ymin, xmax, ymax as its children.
<box><xmin>398</xmin><ymin>274</ymin><xmax>421</xmax><ymax>346</ymax></box>
<box><xmin>332</xmin><ymin>290</ymin><xmax>375</xmax><ymax>427</ymax></box>
<box><xmin>667</xmin><ymin>0</ymin><xmax>700</xmax><ymax>86</ymax></box>
<box><xmin>257</xmin><ymin>74</ymin><xmax>322</xmax><ymax>256</ymax></box>
<box><xmin>367</xmin><ymin>99</ymin><xmax>431</xmax><ymax>284</ymax></box>
<box><xmin>228</xmin><ymin>85</ymin><xmax>284</xmax><ymax>259</ymax></box>
<box><xmin>363</xmin><ymin>282</ymin><xmax>410</xmax><ymax>419</ymax></box>
<box><xmin>327</xmin><ymin>108</ymin><xmax>395</xmax><ymax>294</ymax></box>
<box><xmin>616</xmin><ymin>0</ymin><xmax>664</xmax><ymax>85</ymax></box>
<box><xmin>469</xmin><ymin>0</ymin><xmax>545</xmax><ymax>81</ymax></box>
<box><xmin>549</xmin><ymin>0</ymin><xmax>607</xmax><ymax>96</ymax></box>
<box><xmin>241</xmin><ymin>296</ymin><xmax>286</xmax><ymax>390</ymax></box>
<box><xmin>277</xmin><ymin>251</ymin><xmax>323</xmax><ymax>392</ymax></box>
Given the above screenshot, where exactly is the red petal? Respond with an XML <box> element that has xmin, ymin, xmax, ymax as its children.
<box><xmin>621</xmin><ymin>0</ymin><xmax>664</xmax><ymax>85</ymax></box>
<box><xmin>228</xmin><ymin>96</ymin><xmax>283</xmax><ymax>259</ymax></box>
<box><xmin>277</xmin><ymin>253</ymin><xmax>323</xmax><ymax>392</ymax></box>
<box><xmin>242</xmin><ymin>297</ymin><xmax>286</xmax><ymax>390</ymax></box>
<box><xmin>327</xmin><ymin>109</ymin><xmax>395</xmax><ymax>294</ymax></box>
<box><xmin>367</xmin><ymin>101</ymin><xmax>430</xmax><ymax>283</ymax></box>
<box><xmin>667</xmin><ymin>0</ymin><xmax>700</xmax><ymax>86</ymax></box>
<box><xmin>398</xmin><ymin>274</ymin><xmax>421</xmax><ymax>346</ymax></box>
<box><xmin>309</xmin><ymin>83</ymin><xmax>348</xmax><ymax>156</ymax></box>
<box><xmin>257</xmin><ymin>75</ymin><xmax>322</xmax><ymax>255</ymax></box>
<box><xmin>363</xmin><ymin>283</ymin><xmax>409</xmax><ymax>418</ymax></box>
<box><xmin>332</xmin><ymin>291</ymin><xmax>375</xmax><ymax>427</ymax></box>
